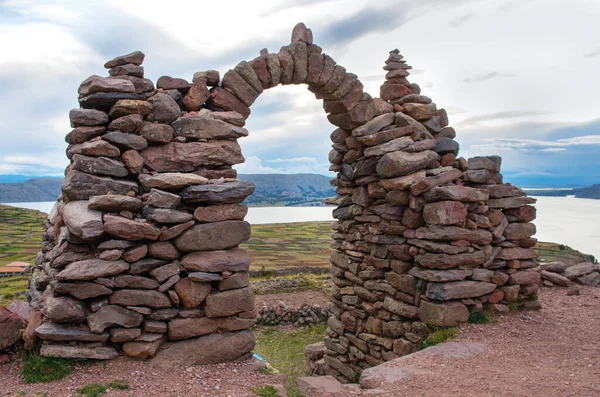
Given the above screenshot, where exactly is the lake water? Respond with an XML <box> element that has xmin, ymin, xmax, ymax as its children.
<box><xmin>3</xmin><ymin>197</ymin><xmax>599</xmax><ymax>259</ymax></box>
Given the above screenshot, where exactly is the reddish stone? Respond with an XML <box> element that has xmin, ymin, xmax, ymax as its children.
<box><xmin>423</xmin><ymin>201</ymin><xmax>467</xmax><ymax>225</ymax></box>
<box><xmin>503</xmin><ymin>205</ymin><xmax>536</xmax><ymax>222</ymax></box>
<box><xmin>380</xmin><ymin>84</ymin><xmax>412</xmax><ymax>101</ymax></box>
<box><xmin>209</xmin><ymin>87</ymin><xmax>251</xmax><ymax>119</ymax></box>
<box><xmin>486</xmin><ymin>289</ymin><xmax>505</xmax><ymax>304</ymax></box>
<box><xmin>440</xmin><ymin>153</ymin><xmax>456</xmax><ymax>166</ymax></box>
<box><xmin>183</xmin><ymin>79</ymin><xmax>210</xmax><ymax>111</ymax></box>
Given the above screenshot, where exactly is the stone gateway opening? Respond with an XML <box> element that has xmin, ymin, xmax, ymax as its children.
<box><xmin>28</xmin><ymin>23</ymin><xmax>539</xmax><ymax>379</ymax></box>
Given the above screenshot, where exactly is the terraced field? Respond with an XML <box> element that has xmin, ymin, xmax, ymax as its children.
<box><xmin>242</xmin><ymin>222</ymin><xmax>331</xmax><ymax>269</ymax></box>
<box><xmin>0</xmin><ymin>204</ymin><xmax>46</xmax><ymax>266</ymax></box>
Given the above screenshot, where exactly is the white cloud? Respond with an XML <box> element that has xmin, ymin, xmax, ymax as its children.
<box><xmin>235</xmin><ymin>156</ymin><xmax>329</xmax><ymax>175</ymax></box>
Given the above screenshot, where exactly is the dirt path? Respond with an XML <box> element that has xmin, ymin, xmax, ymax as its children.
<box><xmin>375</xmin><ymin>286</ymin><xmax>600</xmax><ymax>397</ymax></box>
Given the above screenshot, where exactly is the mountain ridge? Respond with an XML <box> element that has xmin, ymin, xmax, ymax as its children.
<box><xmin>0</xmin><ymin>174</ymin><xmax>335</xmax><ymax>205</ymax></box>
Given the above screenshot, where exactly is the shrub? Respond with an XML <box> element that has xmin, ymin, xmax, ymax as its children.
<box><xmin>468</xmin><ymin>311</ymin><xmax>489</xmax><ymax>324</ymax></box>
<box><xmin>418</xmin><ymin>326</ymin><xmax>457</xmax><ymax>350</ymax></box>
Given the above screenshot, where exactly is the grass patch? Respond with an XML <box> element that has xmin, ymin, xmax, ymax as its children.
<box><xmin>468</xmin><ymin>311</ymin><xmax>490</xmax><ymax>324</ymax></box>
<box><xmin>254</xmin><ymin>324</ymin><xmax>326</xmax><ymax>380</ymax></box>
<box><xmin>251</xmin><ymin>273</ymin><xmax>331</xmax><ymax>295</ymax></box>
<box><xmin>417</xmin><ymin>326</ymin><xmax>457</xmax><ymax>350</ymax></box>
<box><xmin>20</xmin><ymin>354</ymin><xmax>74</xmax><ymax>384</ymax></box>
<box><xmin>77</xmin><ymin>380</ymin><xmax>129</xmax><ymax>397</ymax></box>
<box><xmin>507</xmin><ymin>298</ymin><xmax>525</xmax><ymax>311</ymax></box>
<box><xmin>250</xmin><ymin>385</ymin><xmax>279</xmax><ymax>397</ymax></box>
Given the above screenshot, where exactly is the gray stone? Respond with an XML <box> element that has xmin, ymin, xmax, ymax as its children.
<box><xmin>424</xmin><ymin>186</ymin><xmax>489</xmax><ymax>203</ymax></box>
<box><xmin>142</xmin><ymin>207</ymin><xmax>193</xmax><ymax>224</ymax></box>
<box><xmin>181</xmin><ymin>248</ymin><xmax>251</xmax><ymax>272</ymax></box>
<box><xmin>113</xmin><ymin>275</ymin><xmax>159</xmax><ymax>289</ymax></box>
<box><xmin>105</xmin><ymin>51</ymin><xmax>145</xmax><ymax>68</ymax></box>
<box><xmin>148</xmin><ymin>92</ymin><xmax>182</xmax><ymax>123</ymax></box>
<box><xmin>168</xmin><ymin>317</ymin><xmax>218</xmax><ymax>340</ymax></box>
<box><xmin>377</xmin><ymin>150</ymin><xmax>439</xmax><ymax>178</ymax></box>
<box><xmin>102</xmin><ymin>131</ymin><xmax>148</xmax><ymax>151</ymax></box>
<box><xmin>103</xmin><ymin>215</ymin><xmax>161</xmax><ymax>241</ymax></box>
<box><xmin>175</xmin><ymin>221</ymin><xmax>251</xmax><ymax>252</ymax></box>
<box><xmin>188</xmin><ymin>272</ymin><xmax>223</xmax><ymax>282</ymax></box>
<box><xmin>140</xmin><ymin>141</ymin><xmax>244</xmax><ymax>172</ymax></box>
<box><xmin>128</xmin><ymin>258</ymin><xmax>169</xmax><ymax>274</ymax></box>
<box><xmin>78</xmin><ymin>75</ymin><xmax>136</xmax><ymax>97</ymax></box>
<box><xmin>87</xmin><ymin>305</ymin><xmax>143</xmax><ymax>333</ymax></box>
<box><xmin>382</xmin><ymin>296</ymin><xmax>419</xmax><ymax>319</ymax></box>
<box><xmin>577</xmin><ymin>271</ymin><xmax>600</xmax><ymax>286</ymax></box>
<box><xmin>418</xmin><ymin>300</ymin><xmax>469</xmax><ymax>326</ymax></box>
<box><xmin>110</xmin><ymin>327</ymin><xmax>141</xmax><ymax>342</ymax></box>
<box><xmin>40</xmin><ymin>345</ymin><xmax>118</xmax><ymax>360</ymax></box>
<box><xmin>140</xmin><ymin>173</ymin><xmax>209</xmax><ymax>191</ymax></box>
<box><xmin>205</xmin><ymin>287</ymin><xmax>254</xmax><ymax>318</ymax></box>
<box><xmin>415</xmin><ymin>226</ymin><xmax>493</xmax><ymax>244</ymax></box>
<box><xmin>172</xmin><ymin>116</ymin><xmax>248</xmax><ymax>140</ymax></box>
<box><xmin>180</xmin><ymin>181</ymin><xmax>255</xmax><ymax>204</ymax></box>
<box><xmin>408</xmin><ymin>267</ymin><xmax>472</xmax><ymax>282</ymax></box>
<box><xmin>69</xmin><ymin>108</ymin><xmax>109</xmax><ymax>127</ymax></box>
<box><xmin>468</xmin><ymin>156</ymin><xmax>501</xmax><ymax>172</ymax></box>
<box><xmin>540</xmin><ymin>270</ymin><xmax>572</xmax><ymax>287</ymax></box>
<box><xmin>35</xmin><ymin>322</ymin><xmax>108</xmax><ymax>342</ymax></box>
<box><xmin>57</xmin><ymin>259</ymin><xmax>128</xmax><ymax>281</ymax></box>
<box><xmin>193</xmin><ymin>204</ymin><xmax>248</xmax><ymax>223</ymax></box>
<box><xmin>426</xmin><ymin>281</ymin><xmax>497</xmax><ymax>300</ymax></box>
<box><xmin>219</xmin><ymin>272</ymin><xmax>250</xmax><ymax>290</ymax></box>
<box><xmin>62</xmin><ymin>200</ymin><xmax>104</xmax><ymax>241</ymax></box>
<box><xmin>109</xmin><ymin>289</ymin><xmax>172</xmax><ymax>309</ymax></box>
<box><xmin>62</xmin><ymin>170</ymin><xmax>139</xmax><ymax>201</ymax></box>
<box><xmin>147</xmin><ymin>189</ymin><xmax>181</xmax><ymax>208</ymax></box>
<box><xmin>563</xmin><ymin>262</ymin><xmax>595</xmax><ymax>280</ymax></box>
<box><xmin>89</xmin><ymin>195</ymin><xmax>143</xmax><ymax>213</ymax></box>
<box><xmin>72</xmin><ymin>154</ymin><xmax>128</xmax><ymax>177</ymax></box>
<box><xmin>151</xmin><ymin>330</ymin><xmax>255</xmax><ymax>368</ymax></box>
<box><xmin>138</xmin><ymin>122</ymin><xmax>174</xmax><ymax>143</ymax></box>
<box><xmin>54</xmin><ymin>282</ymin><xmax>112</xmax><ymax>300</ymax></box>
<box><xmin>42</xmin><ymin>296</ymin><xmax>86</xmax><ymax>324</ymax></box>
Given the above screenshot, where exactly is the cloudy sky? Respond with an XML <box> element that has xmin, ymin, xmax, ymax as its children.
<box><xmin>1</xmin><ymin>0</ymin><xmax>599</xmax><ymax>186</ymax></box>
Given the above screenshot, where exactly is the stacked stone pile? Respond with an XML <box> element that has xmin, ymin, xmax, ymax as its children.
<box><xmin>27</xmin><ymin>23</ymin><xmax>540</xmax><ymax>374</ymax></box>
<box><xmin>318</xmin><ymin>50</ymin><xmax>541</xmax><ymax>382</ymax></box>
<box><xmin>29</xmin><ymin>51</ymin><xmax>257</xmax><ymax>363</ymax></box>
<box><xmin>540</xmin><ymin>261</ymin><xmax>600</xmax><ymax>287</ymax></box>
<box><xmin>257</xmin><ymin>303</ymin><xmax>329</xmax><ymax>326</ymax></box>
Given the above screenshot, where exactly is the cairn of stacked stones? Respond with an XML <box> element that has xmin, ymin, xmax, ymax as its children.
<box><xmin>27</xmin><ymin>23</ymin><xmax>539</xmax><ymax>373</ymax></box>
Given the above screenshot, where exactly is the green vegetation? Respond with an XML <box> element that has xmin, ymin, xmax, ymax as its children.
<box><xmin>250</xmin><ymin>385</ymin><xmax>280</xmax><ymax>397</ymax></box>
<box><xmin>77</xmin><ymin>380</ymin><xmax>128</xmax><ymax>397</ymax></box>
<box><xmin>251</xmin><ymin>273</ymin><xmax>330</xmax><ymax>295</ymax></box>
<box><xmin>254</xmin><ymin>324</ymin><xmax>326</xmax><ymax>380</ymax></box>
<box><xmin>534</xmin><ymin>241</ymin><xmax>597</xmax><ymax>265</ymax></box>
<box><xmin>507</xmin><ymin>297</ymin><xmax>526</xmax><ymax>311</ymax></box>
<box><xmin>0</xmin><ymin>204</ymin><xmax>46</xmax><ymax>266</ymax></box>
<box><xmin>417</xmin><ymin>326</ymin><xmax>457</xmax><ymax>350</ymax></box>
<box><xmin>20</xmin><ymin>354</ymin><xmax>74</xmax><ymax>384</ymax></box>
<box><xmin>0</xmin><ymin>275</ymin><xmax>28</xmax><ymax>305</ymax></box>
<box><xmin>468</xmin><ymin>311</ymin><xmax>490</xmax><ymax>324</ymax></box>
<box><xmin>242</xmin><ymin>222</ymin><xmax>331</xmax><ymax>270</ymax></box>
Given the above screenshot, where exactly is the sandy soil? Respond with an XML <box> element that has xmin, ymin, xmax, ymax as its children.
<box><xmin>1</xmin><ymin>287</ymin><xmax>599</xmax><ymax>396</ymax></box>
<box><xmin>381</xmin><ymin>286</ymin><xmax>600</xmax><ymax>397</ymax></box>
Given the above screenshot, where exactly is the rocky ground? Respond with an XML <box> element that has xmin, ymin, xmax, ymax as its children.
<box><xmin>1</xmin><ymin>286</ymin><xmax>599</xmax><ymax>396</ymax></box>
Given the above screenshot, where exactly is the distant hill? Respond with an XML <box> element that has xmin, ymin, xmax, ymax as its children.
<box><xmin>239</xmin><ymin>173</ymin><xmax>334</xmax><ymax>206</ymax></box>
<box><xmin>0</xmin><ymin>178</ymin><xmax>63</xmax><ymax>203</ymax></box>
<box><xmin>0</xmin><ymin>174</ymin><xmax>334</xmax><ymax>206</ymax></box>
<box><xmin>574</xmin><ymin>184</ymin><xmax>600</xmax><ymax>199</ymax></box>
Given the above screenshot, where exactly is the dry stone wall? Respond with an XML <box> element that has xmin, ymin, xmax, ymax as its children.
<box><xmin>27</xmin><ymin>23</ymin><xmax>539</xmax><ymax>372</ymax></box>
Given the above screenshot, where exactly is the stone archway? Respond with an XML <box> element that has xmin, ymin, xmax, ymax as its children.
<box><xmin>29</xmin><ymin>23</ymin><xmax>539</xmax><ymax>379</ymax></box>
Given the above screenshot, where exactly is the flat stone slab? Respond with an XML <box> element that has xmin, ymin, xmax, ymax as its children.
<box><xmin>360</xmin><ymin>342</ymin><xmax>484</xmax><ymax>390</ymax></box>
<box><xmin>40</xmin><ymin>345</ymin><xmax>118</xmax><ymax>360</ymax></box>
<box><xmin>35</xmin><ymin>323</ymin><xmax>109</xmax><ymax>342</ymax></box>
